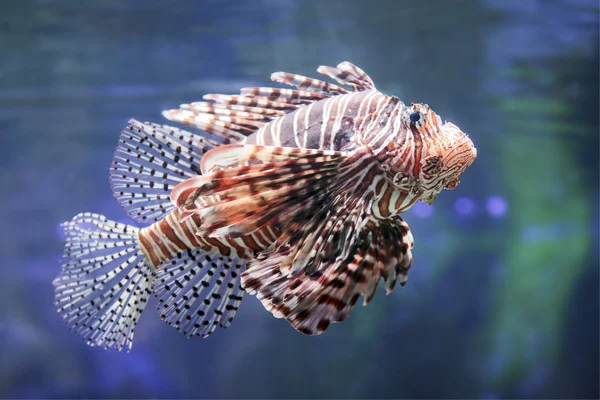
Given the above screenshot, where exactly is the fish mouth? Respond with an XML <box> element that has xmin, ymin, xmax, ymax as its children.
<box><xmin>468</xmin><ymin>140</ymin><xmax>478</xmax><ymax>163</ymax></box>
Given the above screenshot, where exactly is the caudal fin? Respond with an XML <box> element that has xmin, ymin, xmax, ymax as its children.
<box><xmin>53</xmin><ymin>212</ymin><xmax>154</xmax><ymax>351</ymax></box>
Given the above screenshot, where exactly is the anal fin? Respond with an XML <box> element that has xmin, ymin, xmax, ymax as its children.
<box><xmin>153</xmin><ymin>248</ymin><xmax>246</xmax><ymax>338</ymax></box>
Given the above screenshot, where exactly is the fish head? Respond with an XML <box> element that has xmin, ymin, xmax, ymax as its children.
<box><xmin>399</xmin><ymin>103</ymin><xmax>477</xmax><ymax>204</ymax></box>
<box><xmin>436</xmin><ymin>121</ymin><xmax>477</xmax><ymax>189</ymax></box>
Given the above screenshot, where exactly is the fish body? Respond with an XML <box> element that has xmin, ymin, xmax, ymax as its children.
<box><xmin>54</xmin><ymin>62</ymin><xmax>476</xmax><ymax>351</ymax></box>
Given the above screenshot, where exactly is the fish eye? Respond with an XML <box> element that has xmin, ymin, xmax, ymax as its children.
<box><xmin>409</xmin><ymin>111</ymin><xmax>421</xmax><ymax>123</ymax></box>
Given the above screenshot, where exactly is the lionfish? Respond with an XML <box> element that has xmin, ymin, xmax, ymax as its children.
<box><xmin>54</xmin><ymin>62</ymin><xmax>476</xmax><ymax>351</ymax></box>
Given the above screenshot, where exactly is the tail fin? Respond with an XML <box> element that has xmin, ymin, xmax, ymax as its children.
<box><xmin>53</xmin><ymin>212</ymin><xmax>154</xmax><ymax>352</ymax></box>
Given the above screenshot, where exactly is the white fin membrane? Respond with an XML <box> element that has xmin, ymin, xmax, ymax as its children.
<box><xmin>110</xmin><ymin>119</ymin><xmax>217</xmax><ymax>224</ymax></box>
<box><xmin>153</xmin><ymin>248</ymin><xmax>246</xmax><ymax>338</ymax></box>
<box><xmin>53</xmin><ymin>213</ymin><xmax>154</xmax><ymax>352</ymax></box>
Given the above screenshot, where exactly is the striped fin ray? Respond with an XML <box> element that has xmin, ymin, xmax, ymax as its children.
<box><xmin>270</xmin><ymin>72</ymin><xmax>349</xmax><ymax>95</ymax></box>
<box><xmin>162</xmin><ymin>109</ymin><xmax>249</xmax><ymax>143</ymax></box>
<box><xmin>365</xmin><ymin>216</ymin><xmax>415</xmax><ymax>301</ymax></box>
<box><xmin>110</xmin><ymin>120</ymin><xmax>215</xmax><ymax>224</ymax></box>
<box><xmin>193</xmin><ymin>174</ymin><xmax>338</xmax><ymax>238</ymax></box>
<box><xmin>163</xmin><ymin>91</ymin><xmax>304</xmax><ymax>143</ymax></box>
<box><xmin>242</xmin><ymin>191</ymin><xmax>370</xmax><ymax>293</ymax></box>
<box><xmin>244</xmin><ymin>223</ymin><xmax>370</xmax><ymax>332</ymax></box>
<box><xmin>153</xmin><ymin>248</ymin><xmax>245</xmax><ymax>338</ymax></box>
<box><xmin>169</xmin><ymin>145</ymin><xmax>348</xmax><ymax>236</ymax></box>
<box><xmin>198</xmin><ymin>143</ymin><xmax>343</xmax><ymax>174</ymax></box>
<box><xmin>53</xmin><ymin>213</ymin><xmax>154</xmax><ymax>351</ymax></box>
<box><xmin>181</xmin><ymin>102</ymin><xmax>284</xmax><ymax>120</ymax></box>
<box><xmin>162</xmin><ymin>61</ymin><xmax>374</xmax><ymax>144</ymax></box>
<box><xmin>243</xmin><ymin>216</ymin><xmax>414</xmax><ymax>335</ymax></box>
<box><xmin>203</xmin><ymin>94</ymin><xmax>299</xmax><ymax>112</ymax></box>
<box><xmin>337</xmin><ymin>61</ymin><xmax>376</xmax><ymax>89</ymax></box>
<box><xmin>175</xmin><ymin>168</ymin><xmax>340</xmax><ymax>237</ymax></box>
<box><xmin>239</xmin><ymin>193</ymin><xmax>372</xmax><ymax>333</ymax></box>
<box><xmin>240</xmin><ymin>87</ymin><xmax>328</xmax><ymax>104</ymax></box>
<box><xmin>317</xmin><ymin>61</ymin><xmax>376</xmax><ymax>91</ymax></box>
<box><xmin>169</xmin><ymin>144</ymin><xmax>400</xmax><ymax>334</ymax></box>
<box><xmin>168</xmin><ymin>110</ymin><xmax>265</xmax><ymax>130</ymax></box>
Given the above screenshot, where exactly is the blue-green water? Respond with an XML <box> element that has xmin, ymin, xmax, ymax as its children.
<box><xmin>0</xmin><ymin>0</ymin><xmax>598</xmax><ymax>398</ymax></box>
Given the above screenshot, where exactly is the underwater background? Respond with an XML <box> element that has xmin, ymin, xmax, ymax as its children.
<box><xmin>0</xmin><ymin>0</ymin><xmax>598</xmax><ymax>398</ymax></box>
